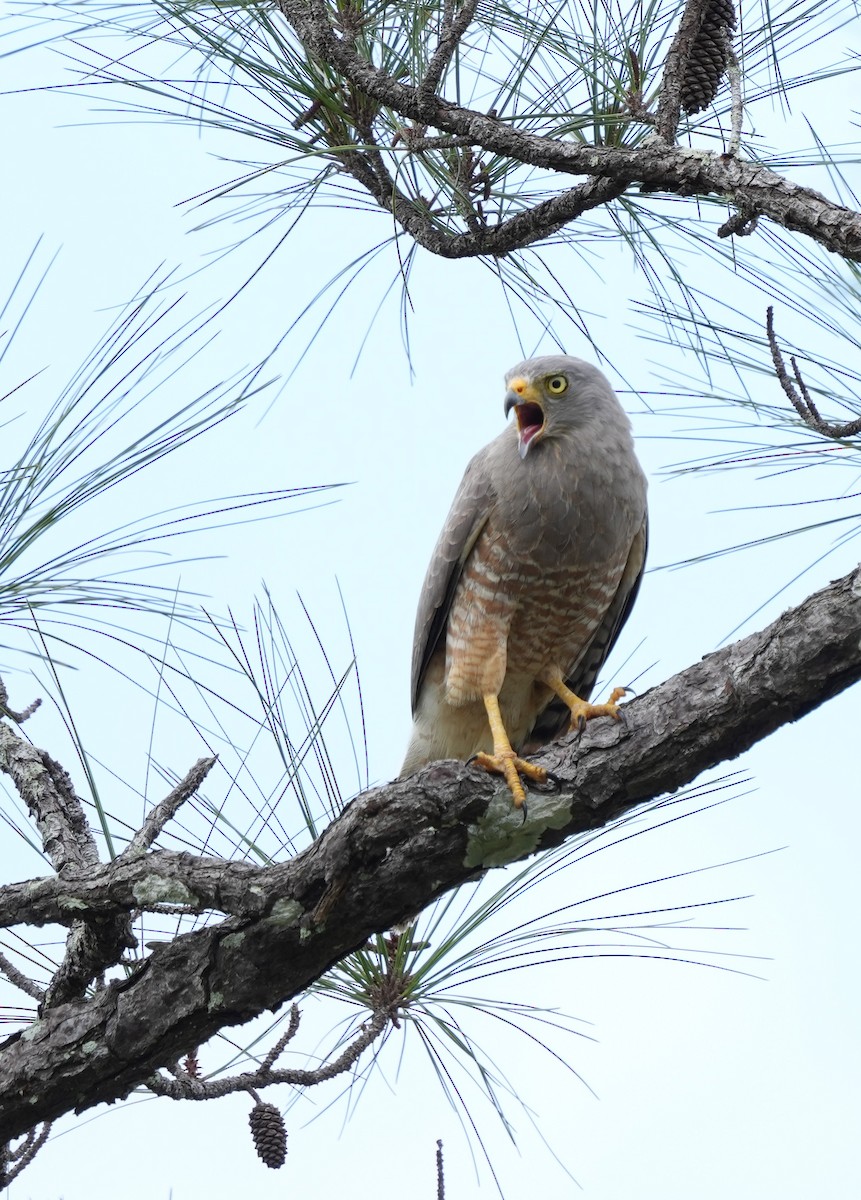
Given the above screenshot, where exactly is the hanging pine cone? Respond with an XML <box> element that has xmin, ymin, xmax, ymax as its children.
<box><xmin>248</xmin><ymin>1101</ymin><xmax>287</xmax><ymax>1169</ymax></box>
<box><xmin>681</xmin><ymin>0</ymin><xmax>737</xmax><ymax>115</ymax></box>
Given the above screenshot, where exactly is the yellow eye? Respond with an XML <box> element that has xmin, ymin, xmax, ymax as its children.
<box><xmin>546</xmin><ymin>375</ymin><xmax>568</xmax><ymax>395</ymax></box>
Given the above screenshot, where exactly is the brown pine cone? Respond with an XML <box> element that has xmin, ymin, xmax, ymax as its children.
<box><xmin>248</xmin><ymin>1101</ymin><xmax>288</xmax><ymax>1169</ymax></box>
<box><xmin>681</xmin><ymin>0</ymin><xmax>737</xmax><ymax>115</ymax></box>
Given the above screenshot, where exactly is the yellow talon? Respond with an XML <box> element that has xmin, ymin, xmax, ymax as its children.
<box><xmin>545</xmin><ymin>674</ymin><xmax>628</xmax><ymax>731</ymax></box>
<box><xmin>474</xmin><ymin>693</ymin><xmax>547</xmax><ymax>808</ymax></box>
<box><xmin>472</xmin><ymin>748</ymin><xmax>546</xmax><ymax>809</ymax></box>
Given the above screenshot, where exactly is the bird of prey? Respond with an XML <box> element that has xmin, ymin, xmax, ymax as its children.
<box><xmin>401</xmin><ymin>355</ymin><xmax>648</xmax><ymax>808</ymax></box>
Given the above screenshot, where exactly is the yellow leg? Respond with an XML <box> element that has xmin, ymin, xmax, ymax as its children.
<box><xmin>472</xmin><ymin>693</ymin><xmax>547</xmax><ymax>809</ymax></box>
<box><xmin>545</xmin><ymin>671</ymin><xmax>627</xmax><ymax>732</ymax></box>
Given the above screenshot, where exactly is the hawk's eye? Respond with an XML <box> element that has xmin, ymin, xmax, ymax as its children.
<box><xmin>546</xmin><ymin>375</ymin><xmax>568</xmax><ymax>395</ymax></box>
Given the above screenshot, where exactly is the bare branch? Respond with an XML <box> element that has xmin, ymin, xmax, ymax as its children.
<box><xmin>0</xmin><ymin>951</ymin><xmax>44</xmax><ymax>1003</ymax></box>
<box><xmin>276</xmin><ymin>0</ymin><xmax>861</xmax><ymax>260</ymax></box>
<box><xmin>146</xmin><ymin>1006</ymin><xmax>388</xmax><ymax>1100</ymax></box>
<box><xmin>417</xmin><ymin>0</ymin><xmax>479</xmax><ymax>120</ymax></box>
<box><xmin>0</xmin><ymin>562</ymin><xmax>859</xmax><ymax>1139</ymax></box>
<box><xmin>0</xmin><ymin>681</ymin><xmax>41</xmax><ymax>725</ymax></box>
<box><xmin>0</xmin><ymin>701</ymin><xmax>137</xmax><ymax>1008</ymax></box>
<box><xmin>0</xmin><ymin>722</ymin><xmax>98</xmax><ymax>876</ymax></box>
<box><xmin>726</xmin><ymin>41</ymin><xmax>743</xmax><ymax>156</ymax></box>
<box><xmin>260</xmin><ymin>1004</ymin><xmax>302</xmax><ymax>1072</ymax></box>
<box><xmin>767</xmin><ymin>307</ymin><xmax>861</xmax><ymax>439</ymax></box>
<box><xmin>0</xmin><ymin>847</ymin><xmax>263</xmax><ymax>930</ymax></box>
<box><xmin>0</xmin><ymin>1122</ymin><xmax>52</xmax><ymax>1188</ymax></box>
<box><xmin>125</xmin><ymin>757</ymin><xmax>218</xmax><ymax>856</ymax></box>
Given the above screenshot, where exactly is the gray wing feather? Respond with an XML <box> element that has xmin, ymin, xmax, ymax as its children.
<box><xmin>410</xmin><ymin>454</ymin><xmax>496</xmax><ymax>713</ymax></box>
<box><xmin>525</xmin><ymin>515</ymin><xmax>649</xmax><ymax>748</ymax></box>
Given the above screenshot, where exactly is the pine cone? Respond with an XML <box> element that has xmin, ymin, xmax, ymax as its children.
<box><xmin>681</xmin><ymin>0</ymin><xmax>737</xmax><ymax>115</ymax></box>
<box><xmin>248</xmin><ymin>1101</ymin><xmax>287</xmax><ymax>1169</ymax></box>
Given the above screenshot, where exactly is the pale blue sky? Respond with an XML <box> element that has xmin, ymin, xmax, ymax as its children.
<box><xmin>2</xmin><ymin>9</ymin><xmax>860</xmax><ymax>1199</ymax></box>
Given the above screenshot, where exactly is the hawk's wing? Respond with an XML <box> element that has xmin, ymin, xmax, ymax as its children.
<box><xmin>525</xmin><ymin>515</ymin><xmax>649</xmax><ymax>748</ymax></box>
<box><xmin>410</xmin><ymin>453</ymin><xmax>496</xmax><ymax>714</ymax></box>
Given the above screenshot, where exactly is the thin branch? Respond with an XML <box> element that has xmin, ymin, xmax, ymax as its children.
<box><xmin>0</xmin><ymin>698</ymin><xmax>135</xmax><ymax>1008</ymax></box>
<box><xmin>417</xmin><ymin>0</ymin><xmax>479</xmax><ymax>119</ymax></box>
<box><xmin>0</xmin><ymin>951</ymin><xmax>44</xmax><ymax>1003</ymax></box>
<box><xmin>276</xmin><ymin>0</ymin><xmax>861</xmax><ymax>260</ymax></box>
<box><xmin>0</xmin><ymin>720</ymin><xmax>99</xmax><ymax>875</ymax></box>
<box><xmin>146</xmin><ymin>1007</ymin><xmax>388</xmax><ymax>1100</ymax></box>
<box><xmin>0</xmin><ymin>681</ymin><xmax>41</xmax><ymax>725</ymax></box>
<box><xmin>766</xmin><ymin>307</ymin><xmax>861</xmax><ymax>439</ymax></box>
<box><xmin>0</xmin><ymin>1123</ymin><xmax>52</xmax><ymax>1188</ymax></box>
<box><xmin>41</xmin><ymin>912</ymin><xmax>137</xmax><ymax>1010</ymax></box>
<box><xmin>727</xmin><ymin>42</ymin><xmax>743</xmax><ymax>156</ymax></box>
<box><xmin>125</xmin><ymin>757</ymin><xmax>218</xmax><ymax>856</ymax></box>
<box><xmin>260</xmin><ymin>1004</ymin><xmax>302</xmax><ymax>1071</ymax></box>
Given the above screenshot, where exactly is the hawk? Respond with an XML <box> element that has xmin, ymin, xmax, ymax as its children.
<box><xmin>401</xmin><ymin>355</ymin><xmax>648</xmax><ymax>807</ymax></box>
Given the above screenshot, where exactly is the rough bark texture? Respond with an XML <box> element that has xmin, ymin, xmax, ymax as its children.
<box><xmin>0</xmin><ymin>562</ymin><xmax>859</xmax><ymax>1140</ymax></box>
<box><xmin>273</xmin><ymin>0</ymin><xmax>861</xmax><ymax>261</ymax></box>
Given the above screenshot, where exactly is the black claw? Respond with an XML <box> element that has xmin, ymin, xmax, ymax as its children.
<box><xmin>520</xmin><ymin>797</ymin><xmax>528</xmax><ymax>823</ymax></box>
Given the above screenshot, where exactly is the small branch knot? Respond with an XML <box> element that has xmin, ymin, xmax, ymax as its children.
<box><xmin>718</xmin><ymin>205</ymin><xmax>759</xmax><ymax>238</ymax></box>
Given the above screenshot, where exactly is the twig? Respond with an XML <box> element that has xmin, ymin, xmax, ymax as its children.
<box><xmin>436</xmin><ymin>1139</ymin><xmax>445</xmax><ymax>1200</ymax></box>
<box><xmin>146</xmin><ymin>1006</ymin><xmax>389</xmax><ymax>1100</ymax></box>
<box><xmin>0</xmin><ymin>723</ymin><xmax>99</xmax><ymax>875</ymax></box>
<box><xmin>393</xmin><ymin>131</ymin><xmax>473</xmax><ymax>153</ymax></box>
<box><xmin>260</xmin><ymin>1005</ymin><xmax>302</xmax><ymax>1071</ymax></box>
<box><xmin>766</xmin><ymin>307</ymin><xmax>861</xmax><ymax>439</ymax></box>
<box><xmin>0</xmin><ymin>679</ymin><xmax>41</xmax><ymax>725</ymax></box>
<box><xmin>0</xmin><ymin>718</ymin><xmax>137</xmax><ymax>1008</ymax></box>
<box><xmin>0</xmin><ymin>950</ymin><xmax>44</xmax><ymax>1002</ymax></box>
<box><xmin>125</xmin><ymin>757</ymin><xmax>218</xmax><ymax>856</ymax></box>
<box><xmin>0</xmin><ymin>1123</ymin><xmax>52</xmax><ymax>1187</ymax></box>
<box><xmin>726</xmin><ymin>40</ymin><xmax>743</xmax><ymax>155</ymax></box>
<box><xmin>417</xmin><ymin>0</ymin><xmax>479</xmax><ymax>120</ymax></box>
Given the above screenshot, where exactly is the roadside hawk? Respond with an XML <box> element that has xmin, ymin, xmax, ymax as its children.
<box><xmin>401</xmin><ymin>355</ymin><xmax>648</xmax><ymax>808</ymax></box>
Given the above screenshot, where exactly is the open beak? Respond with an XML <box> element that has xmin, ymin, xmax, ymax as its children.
<box><xmin>504</xmin><ymin>379</ymin><xmax>545</xmax><ymax>459</ymax></box>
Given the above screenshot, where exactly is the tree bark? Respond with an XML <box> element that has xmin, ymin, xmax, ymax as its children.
<box><xmin>0</xmin><ymin>562</ymin><xmax>859</xmax><ymax>1140</ymax></box>
<box><xmin>274</xmin><ymin>0</ymin><xmax>861</xmax><ymax>261</ymax></box>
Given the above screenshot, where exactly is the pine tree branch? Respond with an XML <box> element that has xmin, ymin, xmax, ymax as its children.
<box><xmin>0</xmin><ymin>718</ymin><xmax>136</xmax><ymax>1008</ymax></box>
<box><xmin>0</xmin><ymin>562</ymin><xmax>859</xmax><ymax>1139</ymax></box>
<box><xmin>767</xmin><ymin>307</ymin><xmax>861</xmax><ymax>439</ymax></box>
<box><xmin>125</xmin><ymin>757</ymin><xmax>218</xmax><ymax>856</ymax></box>
<box><xmin>146</xmin><ymin>1005</ymin><xmax>388</xmax><ymax>1099</ymax></box>
<box><xmin>275</xmin><ymin>0</ymin><xmax>861</xmax><ymax>260</ymax></box>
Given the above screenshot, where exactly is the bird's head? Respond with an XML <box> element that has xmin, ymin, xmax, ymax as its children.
<box><xmin>504</xmin><ymin>355</ymin><xmax>617</xmax><ymax>459</ymax></box>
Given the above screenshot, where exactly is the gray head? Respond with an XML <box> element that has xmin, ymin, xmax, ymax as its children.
<box><xmin>503</xmin><ymin>354</ymin><xmax>625</xmax><ymax>459</ymax></box>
